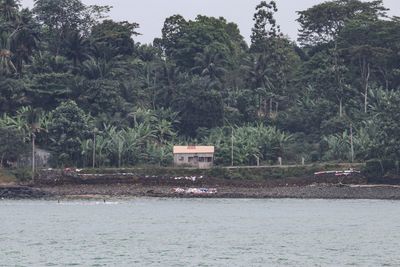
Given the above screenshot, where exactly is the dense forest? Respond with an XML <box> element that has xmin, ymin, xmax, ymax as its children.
<box><xmin>0</xmin><ymin>0</ymin><xmax>400</xmax><ymax>168</ymax></box>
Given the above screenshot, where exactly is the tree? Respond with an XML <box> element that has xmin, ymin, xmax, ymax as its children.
<box><xmin>174</xmin><ymin>76</ymin><xmax>224</xmax><ymax>136</ymax></box>
<box><xmin>0</xmin><ymin>0</ymin><xmax>20</xmax><ymax>22</ymax></box>
<box><xmin>157</xmin><ymin>14</ymin><xmax>187</xmax><ymax>58</ymax></box>
<box><xmin>9</xmin><ymin>8</ymin><xmax>40</xmax><ymax>73</ymax></box>
<box><xmin>251</xmin><ymin>1</ymin><xmax>280</xmax><ymax>52</ymax></box>
<box><xmin>26</xmin><ymin>72</ymin><xmax>75</xmax><ymax>109</ymax></box>
<box><xmin>64</xmin><ymin>30</ymin><xmax>89</xmax><ymax>68</ymax></box>
<box><xmin>78</xmin><ymin>79</ymin><xmax>126</xmax><ymax>116</ymax></box>
<box><xmin>90</xmin><ymin>20</ymin><xmax>139</xmax><ymax>57</ymax></box>
<box><xmin>0</xmin><ymin>127</ymin><xmax>28</xmax><ymax>167</ymax></box>
<box><xmin>192</xmin><ymin>43</ymin><xmax>228</xmax><ymax>85</ymax></box>
<box><xmin>158</xmin><ymin>15</ymin><xmax>245</xmax><ymax>71</ymax></box>
<box><xmin>48</xmin><ymin>100</ymin><xmax>91</xmax><ymax>166</ymax></box>
<box><xmin>297</xmin><ymin>0</ymin><xmax>388</xmax><ymax>116</ymax></box>
<box><xmin>0</xmin><ymin>32</ymin><xmax>17</xmax><ymax>74</ymax></box>
<box><xmin>339</xmin><ymin>17</ymin><xmax>395</xmax><ymax>113</ymax></box>
<box><xmin>0</xmin><ymin>77</ymin><xmax>27</xmax><ymax>112</ymax></box>
<box><xmin>369</xmin><ymin>89</ymin><xmax>400</xmax><ymax>159</ymax></box>
<box><xmin>249</xmin><ymin>1</ymin><xmax>297</xmax><ymax>118</ymax></box>
<box><xmin>297</xmin><ymin>0</ymin><xmax>387</xmax><ymax>46</ymax></box>
<box><xmin>33</xmin><ymin>0</ymin><xmax>110</xmax><ymax>55</ymax></box>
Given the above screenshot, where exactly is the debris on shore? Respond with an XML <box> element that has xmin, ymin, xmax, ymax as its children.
<box><xmin>173</xmin><ymin>187</ymin><xmax>217</xmax><ymax>195</ymax></box>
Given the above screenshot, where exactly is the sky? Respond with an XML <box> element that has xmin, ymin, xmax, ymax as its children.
<box><xmin>20</xmin><ymin>0</ymin><xmax>399</xmax><ymax>45</ymax></box>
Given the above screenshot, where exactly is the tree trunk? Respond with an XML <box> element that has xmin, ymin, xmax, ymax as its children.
<box><xmin>92</xmin><ymin>133</ymin><xmax>96</xmax><ymax>169</ymax></box>
<box><xmin>269</xmin><ymin>98</ymin><xmax>273</xmax><ymax>115</ymax></box>
<box><xmin>364</xmin><ymin>63</ymin><xmax>370</xmax><ymax>113</ymax></box>
<box><xmin>350</xmin><ymin>124</ymin><xmax>354</xmax><ymax>163</ymax></box>
<box><xmin>334</xmin><ymin>40</ymin><xmax>344</xmax><ymax>118</ymax></box>
<box><xmin>32</xmin><ymin>134</ymin><xmax>35</xmax><ymax>183</ymax></box>
<box><xmin>0</xmin><ymin>153</ymin><xmax>4</xmax><ymax>169</ymax></box>
<box><xmin>231</xmin><ymin>127</ymin><xmax>234</xmax><ymax>167</ymax></box>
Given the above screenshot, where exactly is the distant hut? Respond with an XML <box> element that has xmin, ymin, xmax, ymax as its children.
<box><xmin>173</xmin><ymin>146</ymin><xmax>215</xmax><ymax>169</ymax></box>
<box><xmin>18</xmin><ymin>148</ymin><xmax>51</xmax><ymax>168</ymax></box>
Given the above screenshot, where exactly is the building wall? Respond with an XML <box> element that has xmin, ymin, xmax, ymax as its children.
<box><xmin>18</xmin><ymin>149</ymin><xmax>51</xmax><ymax>168</ymax></box>
<box><xmin>174</xmin><ymin>153</ymin><xmax>214</xmax><ymax>169</ymax></box>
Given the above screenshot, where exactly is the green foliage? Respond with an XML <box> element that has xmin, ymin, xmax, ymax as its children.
<box><xmin>9</xmin><ymin>168</ymin><xmax>32</xmax><ymax>182</ymax></box>
<box><xmin>91</xmin><ymin>20</ymin><xmax>139</xmax><ymax>56</ymax></box>
<box><xmin>0</xmin><ymin>127</ymin><xmax>28</xmax><ymax>166</ymax></box>
<box><xmin>159</xmin><ymin>14</ymin><xmax>246</xmax><ymax>71</ymax></box>
<box><xmin>48</xmin><ymin>100</ymin><xmax>91</xmax><ymax>166</ymax></box>
<box><xmin>203</xmin><ymin>125</ymin><xmax>292</xmax><ymax>166</ymax></box>
<box><xmin>0</xmin><ymin>0</ymin><xmax>399</xmax><ymax>168</ymax></box>
<box><xmin>297</xmin><ymin>0</ymin><xmax>387</xmax><ymax>46</ymax></box>
<box><xmin>174</xmin><ymin>76</ymin><xmax>224</xmax><ymax>136</ymax></box>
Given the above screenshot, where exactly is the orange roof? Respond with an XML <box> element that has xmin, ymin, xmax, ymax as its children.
<box><xmin>173</xmin><ymin>146</ymin><xmax>215</xmax><ymax>154</ymax></box>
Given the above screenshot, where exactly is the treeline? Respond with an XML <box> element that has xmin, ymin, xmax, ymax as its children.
<box><xmin>0</xmin><ymin>0</ymin><xmax>400</xmax><ymax>167</ymax></box>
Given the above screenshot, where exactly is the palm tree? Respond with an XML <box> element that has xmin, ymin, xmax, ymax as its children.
<box><xmin>0</xmin><ymin>32</ymin><xmax>17</xmax><ymax>74</ymax></box>
<box><xmin>0</xmin><ymin>0</ymin><xmax>19</xmax><ymax>22</ymax></box>
<box><xmin>244</xmin><ymin>53</ymin><xmax>279</xmax><ymax>117</ymax></box>
<box><xmin>4</xmin><ymin>107</ymin><xmax>43</xmax><ymax>181</ymax></box>
<box><xmin>10</xmin><ymin>8</ymin><xmax>40</xmax><ymax>73</ymax></box>
<box><xmin>81</xmin><ymin>56</ymin><xmax>126</xmax><ymax>80</ymax></box>
<box><xmin>22</xmin><ymin>108</ymin><xmax>42</xmax><ymax>182</ymax></box>
<box><xmin>192</xmin><ymin>44</ymin><xmax>228</xmax><ymax>87</ymax></box>
<box><xmin>65</xmin><ymin>31</ymin><xmax>89</xmax><ymax>68</ymax></box>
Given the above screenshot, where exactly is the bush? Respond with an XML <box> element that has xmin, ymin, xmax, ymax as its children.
<box><xmin>10</xmin><ymin>168</ymin><xmax>32</xmax><ymax>182</ymax></box>
<box><xmin>381</xmin><ymin>159</ymin><xmax>397</xmax><ymax>174</ymax></box>
<box><xmin>208</xmin><ymin>167</ymin><xmax>231</xmax><ymax>179</ymax></box>
<box><xmin>364</xmin><ymin>159</ymin><xmax>399</xmax><ymax>179</ymax></box>
<box><xmin>0</xmin><ymin>170</ymin><xmax>16</xmax><ymax>184</ymax></box>
<box><xmin>310</xmin><ymin>151</ymin><xmax>320</xmax><ymax>163</ymax></box>
<box><xmin>364</xmin><ymin>160</ymin><xmax>385</xmax><ymax>178</ymax></box>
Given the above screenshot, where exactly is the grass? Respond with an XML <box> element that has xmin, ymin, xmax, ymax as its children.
<box><xmin>76</xmin><ymin>163</ymin><xmax>365</xmax><ymax>181</ymax></box>
<box><xmin>0</xmin><ymin>169</ymin><xmax>17</xmax><ymax>185</ymax></box>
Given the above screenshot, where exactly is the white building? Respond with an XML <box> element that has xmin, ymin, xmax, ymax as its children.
<box><xmin>173</xmin><ymin>146</ymin><xmax>215</xmax><ymax>169</ymax></box>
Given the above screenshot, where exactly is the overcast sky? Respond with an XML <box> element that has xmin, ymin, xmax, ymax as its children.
<box><xmin>20</xmin><ymin>0</ymin><xmax>399</xmax><ymax>44</ymax></box>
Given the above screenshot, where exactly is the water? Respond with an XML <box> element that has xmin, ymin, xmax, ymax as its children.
<box><xmin>1</xmin><ymin>198</ymin><xmax>399</xmax><ymax>267</ymax></box>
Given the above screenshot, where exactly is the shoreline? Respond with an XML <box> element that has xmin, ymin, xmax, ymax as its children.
<box><xmin>2</xmin><ymin>183</ymin><xmax>400</xmax><ymax>200</ymax></box>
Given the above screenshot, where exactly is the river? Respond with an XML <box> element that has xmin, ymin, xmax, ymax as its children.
<box><xmin>1</xmin><ymin>198</ymin><xmax>399</xmax><ymax>266</ymax></box>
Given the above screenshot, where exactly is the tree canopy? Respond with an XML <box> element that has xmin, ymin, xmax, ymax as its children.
<box><xmin>1</xmin><ymin>0</ymin><xmax>400</xmax><ymax>167</ymax></box>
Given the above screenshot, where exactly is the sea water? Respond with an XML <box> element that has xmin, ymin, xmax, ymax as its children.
<box><xmin>1</xmin><ymin>198</ymin><xmax>399</xmax><ymax>266</ymax></box>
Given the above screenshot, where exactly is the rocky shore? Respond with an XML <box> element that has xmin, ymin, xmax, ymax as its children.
<box><xmin>38</xmin><ymin>183</ymin><xmax>400</xmax><ymax>200</ymax></box>
<box><xmin>2</xmin><ymin>168</ymin><xmax>400</xmax><ymax>200</ymax></box>
<box><xmin>2</xmin><ymin>183</ymin><xmax>400</xmax><ymax>200</ymax></box>
<box><xmin>0</xmin><ymin>186</ymin><xmax>51</xmax><ymax>199</ymax></box>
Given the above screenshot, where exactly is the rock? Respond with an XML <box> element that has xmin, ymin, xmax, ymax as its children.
<box><xmin>0</xmin><ymin>186</ymin><xmax>51</xmax><ymax>199</ymax></box>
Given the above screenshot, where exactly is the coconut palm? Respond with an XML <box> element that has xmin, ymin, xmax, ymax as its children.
<box><xmin>9</xmin><ymin>8</ymin><xmax>39</xmax><ymax>73</ymax></box>
<box><xmin>192</xmin><ymin>44</ymin><xmax>228</xmax><ymax>83</ymax></box>
<box><xmin>0</xmin><ymin>32</ymin><xmax>17</xmax><ymax>74</ymax></box>
<box><xmin>65</xmin><ymin>31</ymin><xmax>89</xmax><ymax>68</ymax></box>
<box><xmin>0</xmin><ymin>0</ymin><xmax>19</xmax><ymax>22</ymax></box>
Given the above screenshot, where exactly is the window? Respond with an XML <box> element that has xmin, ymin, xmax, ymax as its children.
<box><xmin>207</xmin><ymin>157</ymin><xmax>212</xmax><ymax>162</ymax></box>
<box><xmin>199</xmin><ymin>157</ymin><xmax>205</xmax><ymax>162</ymax></box>
<box><xmin>179</xmin><ymin>156</ymin><xmax>184</xmax><ymax>161</ymax></box>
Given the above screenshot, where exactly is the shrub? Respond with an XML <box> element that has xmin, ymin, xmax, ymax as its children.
<box><xmin>364</xmin><ymin>160</ymin><xmax>384</xmax><ymax>178</ymax></box>
<box><xmin>10</xmin><ymin>168</ymin><xmax>32</xmax><ymax>182</ymax></box>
